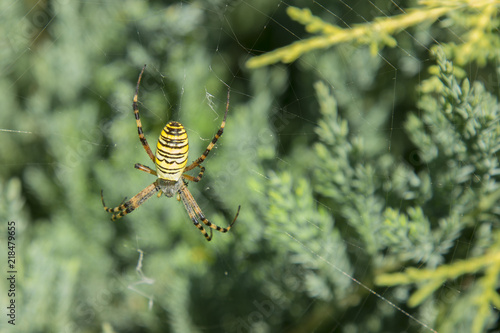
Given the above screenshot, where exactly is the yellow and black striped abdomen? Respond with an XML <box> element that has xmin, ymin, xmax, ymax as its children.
<box><xmin>155</xmin><ymin>121</ymin><xmax>189</xmax><ymax>181</ymax></box>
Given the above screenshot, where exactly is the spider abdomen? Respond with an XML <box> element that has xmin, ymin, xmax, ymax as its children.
<box><xmin>155</xmin><ymin>121</ymin><xmax>189</xmax><ymax>181</ymax></box>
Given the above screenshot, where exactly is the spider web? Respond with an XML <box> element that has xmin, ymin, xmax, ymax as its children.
<box><xmin>0</xmin><ymin>1</ymin><xmax>497</xmax><ymax>332</ymax></box>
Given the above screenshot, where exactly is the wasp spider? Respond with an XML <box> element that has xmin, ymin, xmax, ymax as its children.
<box><xmin>101</xmin><ymin>65</ymin><xmax>240</xmax><ymax>241</ymax></box>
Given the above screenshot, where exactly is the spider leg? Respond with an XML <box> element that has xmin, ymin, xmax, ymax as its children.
<box><xmin>135</xmin><ymin>163</ymin><xmax>157</xmax><ymax>176</ymax></box>
<box><xmin>187</xmin><ymin>212</ymin><xmax>213</xmax><ymax>241</ymax></box>
<box><xmin>101</xmin><ymin>182</ymin><xmax>159</xmax><ymax>221</ymax></box>
<box><xmin>182</xmin><ymin>165</ymin><xmax>205</xmax><ymax>183</ymax></box>
<box><xmin>184</xmin><ymin>86</ymin><xmax>230</xmax><ymax>172</ymax></box>
<box><xmin>178</xmin><ymin>184</ymin><xmax>212</xmax><ymax>241</ymax></box>
<box><xmin>178</xmin><ymin>183</ymin><xmax>239</xmax><ymax>241</ymax></box>
<box><xmin>133</xmin><ymin>65</ymin><xmax>156</xmax><ymax>163</ymax></box>
<box><xmin>119</xmin><ymin>196</ymin><xmax>128</xmax><ymax>205</ymax></box>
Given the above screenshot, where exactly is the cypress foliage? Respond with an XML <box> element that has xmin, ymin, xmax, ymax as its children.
<box><xmin>1</xmin><ymin>1</ymin><xmax>499</xmax><ymax>332</ymax></box>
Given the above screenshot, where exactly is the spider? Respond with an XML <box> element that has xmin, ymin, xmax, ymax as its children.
<box><xmin>101</xmin><ymin>65</ymin><xmax>240</xmax><ymax>241</ymax></box>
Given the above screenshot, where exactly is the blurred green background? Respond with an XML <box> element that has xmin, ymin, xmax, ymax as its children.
<box><xmin>1</xmin><ymin>1</ymin><xmax>500</xmax><ymax>332</ymax></box>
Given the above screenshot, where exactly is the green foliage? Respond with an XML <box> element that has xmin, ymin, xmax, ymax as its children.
<box><xmin>247</xmin><ymin>1</ymin><xmax>500</xmax><ymax>68</ymax></box>
<box><xmin>2</xmin><ymin>1</ymin><xmax>500</xmax><ymax>333</ymax></box>
<box><xmin>376</xmin><ymin>234</ymin><xmax>500</xmax><ymax>333</ymax></box>
<box><xmin>374</xmin><ymin>49</ymin><xmax>500</xmax><ymax>333</ymax></box>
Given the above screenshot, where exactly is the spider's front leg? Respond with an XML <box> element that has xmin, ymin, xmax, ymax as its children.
<box><xmin>101</xmin><ymin>182</ymin><xmax>159</xmax><ymax>220</ymax></box>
